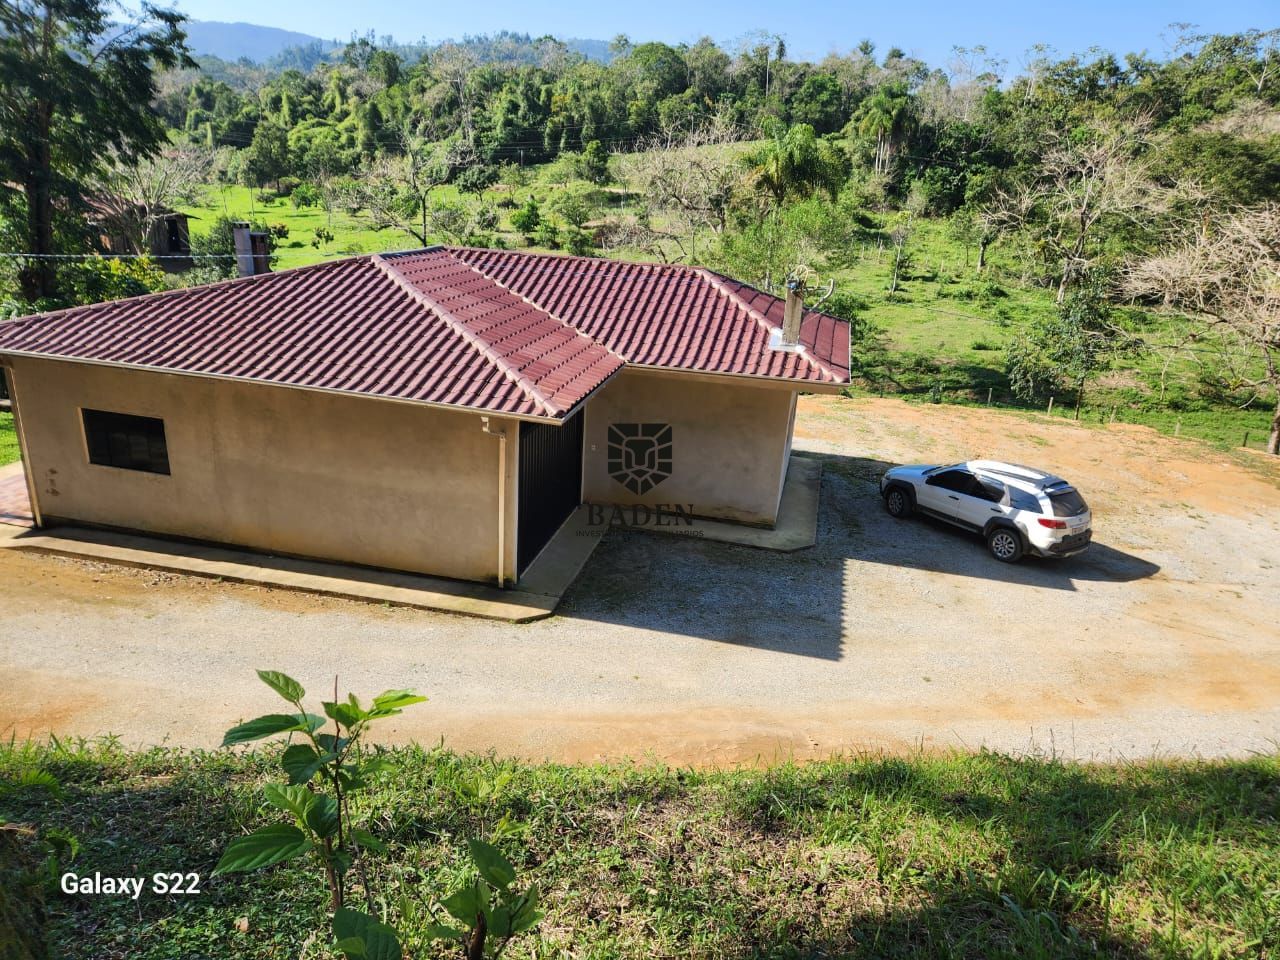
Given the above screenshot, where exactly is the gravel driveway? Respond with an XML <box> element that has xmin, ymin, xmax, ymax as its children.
<box><xmin>3</xmin><ymin>397</ymin><xmax>1279</xmax><ymax>763</ymax></box>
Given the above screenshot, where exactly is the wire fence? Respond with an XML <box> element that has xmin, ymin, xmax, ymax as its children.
<box><xmin>856</xmin><ymin>379</ymin><xmax>1275</xmax><ymax>453</ymax></box>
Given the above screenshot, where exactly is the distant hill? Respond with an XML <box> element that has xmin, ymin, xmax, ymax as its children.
<box><xmin>182</xmin><ymin>20</ymin><xmax>338</xmax><ymax>63</ymax></box>
<box><xmin>182</xmin><ymin>20</ymin><xmax>612</xmax><ymax>68</ymax></box>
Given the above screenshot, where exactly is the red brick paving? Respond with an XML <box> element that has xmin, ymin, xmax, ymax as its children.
<box><xmin>0</xmin><ymin>467</ymin><xmax>33</xmax><ymax>526</ymax></box>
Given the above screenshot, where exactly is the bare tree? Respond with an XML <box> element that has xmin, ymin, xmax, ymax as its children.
<box><xmin>337</xmin><ymin>128</ymin><xmax>472</xmax><ymax>247</ymax></box>
<box><xmin>91</xmin><ymin>145</ymin><xmax>215</xmax><ymax>255</ymax></box>
<box><xmin>1125</xmin><ymin>203</ymin><xmax>1280</xmax><ymax>454</ymax></box>
<box><xmin>616</xmin><ymin>117</ymin><xmax>747</xmax><ymax>262</ymax></box>
<box><xmin>993</xmin><ymin>122</ymin><xmax>1167</xmax><ymax>302</ymax></box>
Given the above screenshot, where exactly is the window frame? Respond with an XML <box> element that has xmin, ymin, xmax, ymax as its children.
<box><xmin>80</xmin><ymin>408</ymin><xmax>171</xmax><ymax>476</ymax></box>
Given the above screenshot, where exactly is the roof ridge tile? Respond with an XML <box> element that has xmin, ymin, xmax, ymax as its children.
<box><xmin>371</xmin><ymin>252</ymin><xmax>564</xmax><ymax>417</ymax></box>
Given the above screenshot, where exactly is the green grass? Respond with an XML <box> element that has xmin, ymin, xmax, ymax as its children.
<box><xmin>184</xmin><ymin>184</ymin><xmax>409</xmax><ymax>266</ymax></box>
<box><xmin>0</xmin><ymin>412</ymin><xmax>19</xmax><ymax>466</ymax></box>
<box><xmin>182</xmin><ymin>176</ymin><xmax>646</xmax><ymax>267</ymax></box>
<box><xmin>836</xmin><ymin>219</ymin><xmax>1276</xmax><ymax>450</ymax></box>
<box><xmin>3</xmin><ymin>740</ymin><xmax>1278</xmax><ymax>958</ymax></box>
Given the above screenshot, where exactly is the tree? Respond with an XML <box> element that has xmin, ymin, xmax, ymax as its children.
<box><xmin>790</xmin><ymin>73</ymin><xmax>844</xmax><ymax>134</ymax></box>
<box><xmin>0</xmin><ymin>0</ymin><xmax>191</xmax><ymax>301</ymax></box>
<box><xmin>619</xmin><ymin>118</ymin><xmax>744</xmax><ymax>262</ymax></box>
<box><xmin>338</xmin><ymin>129</ymin><xmax>469</xmax><ymax>247</ymax></box>
<box><xmin>1126</xmin><ymin>204</ymin><xmax>1280</xmax><ymax>454</ymax></box>
<box><xmin>851</xmin><ymin>85</ymin><xmax>910</xmax><ymax>175</ymax></box>
<box><xmin>548</xmin><ymin>185</ymin><xmax>594</xmax><ymax>229</ymax></box>
<box><xmin>1007</xmin><ymin>277</ymin><xmax>1136</xmax><ymax>417</ymax></box>
<box><xmin>745</xmin><ymin>122</ymin><xmax>847</xmax><ymax>206</ymax></box>
<box><xmin>91</xmin><ymin>146</ymin><xmax>214</xmax><ymax>255</ymax></box>
<box><xmin>714</xmin><ymin>195</ymin><xmax>860</xmax><ymax>294</ymax></box>
<box><xmin>510</xmin><ymin>196</ymin><xmax>541</xmax><ymax>238</ymax></box>
<box><xmin>996</xmin><ymin>122</ymin><xmax>1166</xmax><ymax>303</ymax></box>
<box><xmin>242</xmin><ymin>122</ymin><xmax>291</xmax><ymax>191</ymax></box>
<box><xmin>454</xmin><ymin>164</ymin><xmax>498</xmax><ymax>195</ymax></box>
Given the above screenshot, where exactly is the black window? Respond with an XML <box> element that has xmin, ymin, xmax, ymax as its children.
<box><xmin>0</xmin><ymin>367</ymin><xmax>9</xmax><ymax>401</ymax></box>
<box><xmin>1008</xmin><ymin>487</ymin><xmax>1043</xmax><ymax>512</ymax></box>
<box><xmin>927</xmin><ymin>469</ymin><xmax>975</xmax><ymax>493</ymax></box>
<box><xmin>972</xmin><ymin>477</ymin><xmax>1006</xmax><ymax>503</ymax></box>
<box><xmin>1049</xmin><ymin>488</ymin><xmax>1089</xmax><ymax>517</ymax></box>
<box><xmin>83</xmin><ymin>409</ymin><xmax>170</xmax><ymax>475</ymax></box>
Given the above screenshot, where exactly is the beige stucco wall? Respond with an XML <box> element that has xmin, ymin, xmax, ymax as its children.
<box><xmin>5</xmin><ymin>357</ymin><xmax>518</xmax><ymax>584</ymax></box>
<box><xmin>582</xmin><ymin>368</ymin><xmax>798</xmax><ymax>526</ymax></box>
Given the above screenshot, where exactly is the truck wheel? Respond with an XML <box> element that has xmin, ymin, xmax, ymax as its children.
<box><xmin>884</xmin><ymin>486</ymin><xmax>912</xmax><ymax>518</ymax></box>
<box><xmin>987</xmin><ymin>526</ymin><xmax>1023</xmax><ymax>563</ymax></box>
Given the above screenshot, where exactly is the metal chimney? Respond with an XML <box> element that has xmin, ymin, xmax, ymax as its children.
<box><xmin>232</xmin><ymin>222</ymin><xmax>254</xmax><ymax>277</ymax></box>
<box><xmin>781</xmin><ymin>281</ymin><xmax>804</xmax><ymax>345</ymax></box>
<box><xmin>232</xmin><ymin>222</ymin><xmax>271</xmax><ymax>277</ymax></box>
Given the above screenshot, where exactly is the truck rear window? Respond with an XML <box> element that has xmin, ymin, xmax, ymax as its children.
<box><xmin>1049</xmin><ymin>489</ymin><xmax>1088</xmax><ymax>517</ymax></box>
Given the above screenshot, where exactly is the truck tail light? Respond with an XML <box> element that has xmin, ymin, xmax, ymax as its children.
<box><xmin>1037</xmin><ymin>517</ymin><xmax>1068</xmax><ymax>529</ymax></box>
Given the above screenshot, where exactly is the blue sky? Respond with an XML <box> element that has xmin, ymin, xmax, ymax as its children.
<box><xmin>171</xmin><ymin>0</ymin><xmax>1276</xmax><ymax>68</ymax></box>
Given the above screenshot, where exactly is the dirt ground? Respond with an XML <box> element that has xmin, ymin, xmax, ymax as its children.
<box><xmin>3</xmin><ymin>396</ymin><xmax>1278</xmax><ymax>765</ymax></box>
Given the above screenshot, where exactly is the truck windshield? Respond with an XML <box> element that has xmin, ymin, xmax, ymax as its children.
<box><xmin>1049</xmin><ymin>488</ymin><xmax>1089</xmax><ymax>517</ymax></box>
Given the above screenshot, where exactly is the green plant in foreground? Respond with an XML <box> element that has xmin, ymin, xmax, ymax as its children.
<box><xmin>213</xmin><ymin>671</ymin><xmax>543</xmax><ymax>959</ymax></box>
<box><xmin>420</xmin><ymin>839</ymin><xmax>544</xmax><ymax>959</ymax></box>
<box><xmin>214</xmin><ymin>671</ymin><xmax>424</xmax><ymax>949</ymax></box>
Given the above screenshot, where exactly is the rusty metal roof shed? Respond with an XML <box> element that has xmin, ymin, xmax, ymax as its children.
<box><xmin>0</xmin><ymin>246</ymin><xmax>850</xmax><ymax>422</ymax></box>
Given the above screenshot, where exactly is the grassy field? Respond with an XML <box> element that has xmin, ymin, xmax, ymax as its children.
<box><xmin>3</xmin><ymin>739</ymin><xmax>1278</xmax><ymax>959</ymax></box>
<box><xmin>0</xmin><ymin>412</ymin><xmax>18</xmax><ymax>466</ymax></box>
<box><xmin>831</xmin><ymin>219</ymin><xmax>1275</xmax><ymax>450</ymax></box>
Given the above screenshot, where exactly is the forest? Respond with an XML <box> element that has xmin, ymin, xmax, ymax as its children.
<box><xmin>0</xmin><ymin>6</ymin><xmax>1278</xmax><ymax>451</ymax></box>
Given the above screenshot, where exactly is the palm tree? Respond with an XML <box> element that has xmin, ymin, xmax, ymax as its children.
<box><xmin>747</xmin><ymin>122</ymin><xmax>846</xmax><ymax>205</ymax></box>
<box><xmin>854</xmin><ymin>86</ymin><xmax>910</xmax><ymax>174</ymax></box>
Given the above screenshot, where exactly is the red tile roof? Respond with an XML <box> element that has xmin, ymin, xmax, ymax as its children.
<box><xmin>453</xmin><ymin>248</ymin><xmax>850</xmax><ymax>385</ymax></box>
<box><xmin>0</xmin><ymin>247</ymin><xmax>850</xmax><ymax>421</ymax></box>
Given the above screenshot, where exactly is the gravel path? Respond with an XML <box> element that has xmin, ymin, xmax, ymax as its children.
<box><xmin>3</xmin><ymin>397</ymin><xmax>1279</xmax><ymax>764</ymax></box>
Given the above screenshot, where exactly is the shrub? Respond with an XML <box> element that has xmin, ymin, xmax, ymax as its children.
<box><xmin>510</xmin><ymin>197</ymin><xmax>541</xmax><ymax>237</ymax></box>
<box><xmin>291</xmin><ymin>182</ymin><xmax>322</xmax><ymax>208</ymax></box>
<box><xmin>563</xmin><ymin>226</ymin><xmax>594</xmax><ymax>256</ymax></box>
<box><xmin>58</xmin><ymin>256</ymin><xmax>167</xmax><ymax>305</ymax></box>
<box><xmin>533</xmin><ymin>221</ymin><xmax>560</xmax><ymax>249</ymax></box>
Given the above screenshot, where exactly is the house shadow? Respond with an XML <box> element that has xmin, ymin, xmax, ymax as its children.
<box><xmin>559</xmin><ymin>453</ymin><xmax>1160</xmax><ymax>661</ymax></box>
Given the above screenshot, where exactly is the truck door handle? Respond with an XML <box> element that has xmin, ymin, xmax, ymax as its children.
<box><xmin>948</xmin><ymin>495</ymin><xmax>959</xmax><ymax>500</ymax></box>
<box><xmin>991</xmin><ymin>507</ymin><xmax>1002</xmax><ymax>512</ymax></box>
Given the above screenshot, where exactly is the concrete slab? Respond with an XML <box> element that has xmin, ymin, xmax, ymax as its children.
<box><xmin>1</xmin><ymin>526</ymin><xmax>558</xmax><ymax>623</ymax></box>
<box><xmin>516</xmin><ymin>504</ymin><xmax>605</xmax><ymax>597</ymax></box>
<box><xmin>620</xmin><ymin>455</ymin><xmax>823</xmax><ymax>552</ymax></box>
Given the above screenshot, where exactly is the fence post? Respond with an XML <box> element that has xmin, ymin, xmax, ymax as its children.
<box><xmin>1175</xmin><ymin>418</ymin><xmax>1181</xmax><ymax>437</ymax></box>
<box><xmin>1243</xmin><ymin>431</ymin><xmax>1249</xmax><ymax>448</ymax></box>
<box><xmin>1047</xmin><ymin>396</ymin><xmax>1054</xmax><ymax>416</ymax></box>
<box><xmin>987</xmin><ymin>387</ymin><xmax>993</xmax><ymax>406</ymax></box>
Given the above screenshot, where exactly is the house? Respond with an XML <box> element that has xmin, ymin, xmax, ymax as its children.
<box><xmin>0</xmin><ymin>248</ymin><xmax>850</xmax><ymax>586</ymax></box>
<box><xmin>86</xmin><ymin>194</ymin><xmax>195</xmax><ymax>272</ymax></box>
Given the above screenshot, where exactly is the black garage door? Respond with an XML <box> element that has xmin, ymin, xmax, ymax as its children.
<box><xmin>517</xmin><ymin>410</ymin><xmax>584</xmax><ymax>574</ymax></box>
